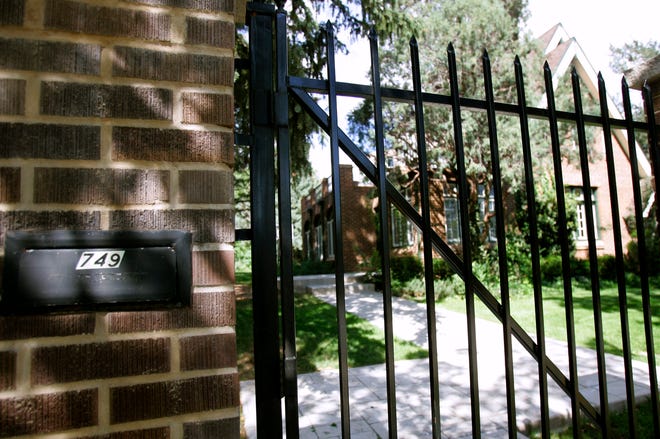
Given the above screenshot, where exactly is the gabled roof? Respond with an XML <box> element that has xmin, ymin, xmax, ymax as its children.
<box><xmin>538</xmin><ymin>23</ymin><xmax>652</xmax><ymax>179</ymax></box>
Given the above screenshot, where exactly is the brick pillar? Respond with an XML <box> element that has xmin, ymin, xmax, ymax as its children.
<box><xmin>0</xmin><ymin>1</ymin><xmax>241</xmax><ymax>437</ymax></box>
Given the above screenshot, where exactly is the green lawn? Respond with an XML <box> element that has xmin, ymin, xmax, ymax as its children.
<box><xmin>531</xmin><ymin>395</ymin><xmax>657</xmax><ymax>438</ymax></box>
<box><xmin>440</xmin><ymin>278</ymin><xmax>660</xmax><ymax>438</ymax></box>
<box><xmin>236</xmin><ymin>293</ymin><xmax>428</xmax><ymax>380</ymax></box>
<box><xmin>440</xmin><ymin>278</ymin><xmax>660</xmax><ymax>364</ymax></box>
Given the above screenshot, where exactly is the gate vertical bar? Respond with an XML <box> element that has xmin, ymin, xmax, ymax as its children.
<box><xmin>275</xmin><ymin>4</ymin><xmax>300</xmax><ymax>437</ymax></box>
<box><xmin>572</xmin><ymin>68</ymin><xmax>610</xmax><ymax>435</ymax></box>
<box><xmin>410</xmin><ymin>36</ymin><xmax>441</xmax><ymax>439</ymax></box>
<box><xmin>544</xmin><ymin>62</ymin><xmax>581</xmax><ymax>437</ymax></box>
<box><xmin>640</xmin><ymin>82</ymin><xmax>660</xmax><ymax>437</ymax></box>
<box><xmin>370</xmin><ymin>29</ymin><xmax>398</xmax><ymax>438</ymax></box>
<box><xmin>248</xmin><ymin>3</ymin><xmax>282</xmax><ymax>437</ymax></box>
<box><xmin>597</xmin><ymin>73</ymin><xmax>637</xmax><ymax>437</ymax></box>
<box><xmin>325</xmin><ymin>22</ymin><xmax>352</xmax><ymax>437</ymax></box>
<box><xmin>483</xmin><ymin>50</ymin><xmax>517</xmax><ymax>438</ymax></box>
<box><xmin>515</xmin><ymin>57</ymin><xmax>551</xmax><ymax>437</ymax></box>
<box><xmin>447</xmin><ymin>43</ymin><xmax>480</xmax><ymax>438</ymax></box>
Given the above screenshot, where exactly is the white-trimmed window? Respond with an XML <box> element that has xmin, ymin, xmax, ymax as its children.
<box><xmin>444</xmin><ymin>183</ymin><xmax>461</xmax><ymax>244</ymax></box>
<box><xmin>391</xmin><ymin>205</ymin><xmax>413</xmax><ymax>248</ymax></box>
<box><xmin>305</xmin><ymin>229</ymin><xmax>312</xmax><ymax>260</ymax></box>
<box><xmin>572</xmin><ymin>187</ymin><xmax>598</xmax><ymax>241</ymax></box>
<box><xmin>327</xmin><ymin>218</ymin><xmax>335</xmax><ymax>259</ymax></box>
<box><xmin>315</xmin><ymin>224</ymin><xmax>324</xmax><ymax>261</ymax></box>
<box><xmin>478</xmin><ymin>184</ymin><xmax>497</xmax><ymax>242</ymax></box>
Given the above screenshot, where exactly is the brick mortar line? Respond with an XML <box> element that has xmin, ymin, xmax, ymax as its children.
<box><xmin>172</xmin><ymin>203</ymin><xmax>236</xmax><ymax>210</ymax></box>
<box><xmin>0</xmin><ymin>114</ymin><xmax>234</xmax><ymax>132</ymax></box>
<box><xmin>0</xmin><ymin>325</ymin><xmax>236</xmax><ymax>350</ymax></box>
<box><xmin>193</xmin><ymin>285</ymin><xmax>235</xmax><ymax>293</ymax></box>
<box><xmin>0</xmin><ymin>160</ymin><xmax>233</xmax><ymax>173</ymax></box>
<box><xmin>24</xmin><ymin>76</ymin><xmax>41</xmax><ymax>118</ymax></box>
<box><xmin>0</xmin><ymin>367</ymin><xmax>239</xmax><ymax>398</ymax></box>
<box><xmin>0</xmin><ymin>28</ymin><xmax>235</xmax><ymax>57</ymax></box>
<box><xmin>170</xmin><ymin>13</ymin><xmax>186</xmax><ymax>45</ymax></box>
<box><xmin>169</xmin><ymin>422</ymin><xmax>184</xmax><ymax>438</ymax></box>
<box><xmin>100</xmin><ymin>210</ymin><xmax>110</xmax><ymax>229</ymax></box>
<box><xmin>0</xmin><ymin>70</ymin><xmax>234</xmax><ymax>96</ymax></box>
<box><xmin>0</xmin><ymin>203</ymin><xmax>234</xmax><ymax>211</ymax></box>
<box><xmin>19</xmin><ymin>164</ymin><xmax>34</xmax><ymax>208</ymax></box>
<box><xmin>100</xmin><ymin>124</ymin><xmax>112</xmax><ymax>164</ymax></box>
<box><xmin>170</xmin><ymin>332</ymin><xmax>181</xmax><ymax>374</ymax></box>
<box><xmin>24</xmin><ymin>407</ymin><xmax>241</xmax><ymax>439</ymax></box>
<box><xmin>0</xmin><ymin>72</ymin><xmax>234</xmax><ymax>96</ymax></box>
<box><xmin>24</xmin><ymin>0</ymin><xmax>44</xmax><ymax>29</ymax></box>
<box><xmin>15</xmin><ymin>343</ymin><xmax>32</xmax><ymax>392</ymax></box>
<box><xmin>193</xmin><ymin>242</ymin><xmax>234</xmax><ymax>251</ymax></box>
<box><xmin>33</xmin><ymin>0</ymin><xmax>237</xmax><ymax>19</ymax></box>
<box><xmin>98</xmin><ymin>382</ymin><xmax>110</xmax><ymax>428</ymax></box>
<box><xmin>170</xmin><ymin>160</ymin><xmax>181</xmax><ymax>208</ymax></box>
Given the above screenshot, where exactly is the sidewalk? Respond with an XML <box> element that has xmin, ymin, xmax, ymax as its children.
<box><xmin>241</xmin><ymin>285</ymin><xmax>658</xmax><ymax>438</ymax></box>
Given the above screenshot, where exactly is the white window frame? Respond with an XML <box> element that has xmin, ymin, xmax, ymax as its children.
<box><xmin>444</xmin><ymin>184</ymin><xmax>461</xmax><ymax>244</ymax></box>
<box><xmin>327</xmin><ymin>218</ymin><xmax>335</xmax><ymax>259</ymax></box>
<box><xmin>572</xmin><ymin>187</ymin><xmax>598</xmax><ymax>241</ymax></box>
<box><xmin>315</xmin><ymin>224</ymin><xmax>324</xmax><ymax>261</ymax></box>
<box><xmin>305</xmin><ymin>230</ymin><xmax>312</xmax><ymax>260</ymax></box>
<box><xmin>478</xmin><ymin>184</ymin><xmax>497</xmax><ymax>243</ymax></box>
<box><xmin>390</xmin><ymin>205</ymin><xmax>413</xmax><ymax>248</ymax></box>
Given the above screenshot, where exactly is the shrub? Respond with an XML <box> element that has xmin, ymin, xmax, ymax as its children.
<box><xmin>597</xmin><ymin>255</ymin><xmax>617</xmax><ymax>281</ymax></box>
<box><xmin>570</xmin><ymin>257</ymin><xmax>590</xmax><ymax>279</ymax></box>
<box><xmin>390</xmin><ymin>255</ymin><xmax>423</xmax><ymax>283</ymax></box>
<box><xmin>625</xmin><ymin>235</ymin><xmax>660</xmax><ymax>276</ymax></box>
<box><xmin>434</xmin><ymin>275</ymin><xmax>466</xmax><ymax>299</ymax></box>
<box><xmin>235</xmin><ymin>241</ymin><xmax>252</xmax><ymax>272</ymax></box>
<box><xmin>540</xmin><ymin>254</ymin><xmax>564</xmax><ymax>282</ymax></box>
<box><xmin>293</xmin><ymin>259</ymin><xmax>334</xmax><ymax>275</ymax></box>
<box><xmin>433</xmin><ymin>257</ymin><xmax>455</xmax><ymax>279</ymax></box>
<box><xmin>624</xmin><ymin>204</ymin><xmax>660</xmax><ymax>276</ymax></box>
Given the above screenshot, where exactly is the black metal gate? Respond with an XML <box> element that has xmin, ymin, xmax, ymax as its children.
<box><xmin>240</xmin><ymin>2</ymin><xmax>660</xmax><ymax>438</ymax></box>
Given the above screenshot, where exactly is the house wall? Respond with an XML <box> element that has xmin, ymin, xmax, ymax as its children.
<box><xmin>339</xmin><ymin>165</ymin><xmax>376</xmax><ymax>272</ymax></box>
<box><xmin>302</xmin><ymin>165</ymin><xmax>376</xmax><ymax>272</ymax></box>
<box><xmin>562</xmin><ymin>130</ymin><xmax>635</xmax><ymax>259</ymax></box>
<box><xmin>0</xmin><ymin>1</ymin><xmax>239</xmax><ymax>437</ymax></box>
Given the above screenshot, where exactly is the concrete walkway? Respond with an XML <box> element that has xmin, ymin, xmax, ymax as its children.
<box><xmin>241</xmin><ymin>281</ymin><xmax>658</xmax><ymax>438</ymax></box>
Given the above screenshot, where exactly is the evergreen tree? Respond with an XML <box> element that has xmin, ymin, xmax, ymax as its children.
<box><xmin>609</xmin><ymin>39</ymin><xmax>660</xmax><ymax>75</ymax></box>
<box><xmin>234</xmin><ymin>0</ymin><xmax>415</xmax><ymax>241</ymax></box>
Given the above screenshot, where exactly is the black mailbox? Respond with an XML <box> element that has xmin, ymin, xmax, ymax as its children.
<box><xmin>1</xmin><ymin>230</ymin><xmax>192</xmax><ymax>314</ymax></box>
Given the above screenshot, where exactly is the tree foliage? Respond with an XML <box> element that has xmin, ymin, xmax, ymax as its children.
<box><xmin>235</xmin><ymin>0</ymin><xmax>415</xmax><ymax>173</ymax></box>
<box><xmin>348</xmin><ymin>0</ymin><xmax>550</xmax><ymax>251</ymax></box>
<box><xmin>609</xmin><ymin>39</ymin><xmax>660</xmax><ymax>75</ymax></box>
<box><xmin>609</xmin><ymin>39</ymin><xmax>660</xmax><ymax>120</ymax></box>
<box><xmin>234</xmin><ymin>0</ymin><xmax>415</xmax><ymax>229</ymax></box>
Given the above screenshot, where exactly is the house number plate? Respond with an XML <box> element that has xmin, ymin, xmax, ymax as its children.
<box><xmin>76</xmin><ymin>250</ymin><xmax>126</xmax><ymax>270</ymax></box>
<box><xmin>1</xmin><ymin>230</ymin><xmax>193</xmax><ymax>314</ymax></box>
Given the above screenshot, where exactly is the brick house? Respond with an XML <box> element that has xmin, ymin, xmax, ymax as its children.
<box><xmin>302</xmin><ymin>164</ymin><xmax>376</xmax><ymax>272</ymax></box>
<box><xmin>540</xmin><ymin>24</ymin><xmax>652</xmax><ymax>259</ymax></box>
<box><xmin>0</xmin><ymin>1</ymin><xmax>242</xmax><ymax>437</ymax></box>
<box><xmin>301</xmin><ymin>24</ymin><xmax>653</xmax><ymax>268</ymax></box>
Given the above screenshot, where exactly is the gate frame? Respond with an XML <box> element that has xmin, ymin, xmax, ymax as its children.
<box><xmin>243</xmin><ymin>2</ymin><xmax>660</xmax><ymax>438</ymax></box>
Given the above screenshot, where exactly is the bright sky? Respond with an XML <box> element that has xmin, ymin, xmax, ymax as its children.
<box><xmin>310</xmin><ymin>0</ymin><xmax>660</xmax><ymax>178</ymax></box>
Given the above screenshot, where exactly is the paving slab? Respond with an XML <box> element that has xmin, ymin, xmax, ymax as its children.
<box><xmin>241</xmin><ymin>286</ymin><xmax>659</xmax><ymax>438</ymax></box>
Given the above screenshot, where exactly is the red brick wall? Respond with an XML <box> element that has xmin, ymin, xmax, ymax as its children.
<box><xmin>339</xmin><ymin>165</ymin><xmax>377</xmax><ymax>271</ymax></box>
<box><xmin>562</xmin><ymin>130</ymin><xmax>637</xmax><ymax>259</ymax></box>
<box><xmin>0</xmin><ymin>1</ymin><xmax>239</xmax><ymax>437</ymax></box>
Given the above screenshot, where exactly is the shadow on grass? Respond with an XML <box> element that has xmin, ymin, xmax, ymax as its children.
<box><xmin>563</xmin><ymin>278</ymin><xmax>660</xmax><ymax>324</ymax></box>
<box><xmin>235</xmin><ymin>294</ymin><xmax>427</xmax><ymax>381</ymax></box>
